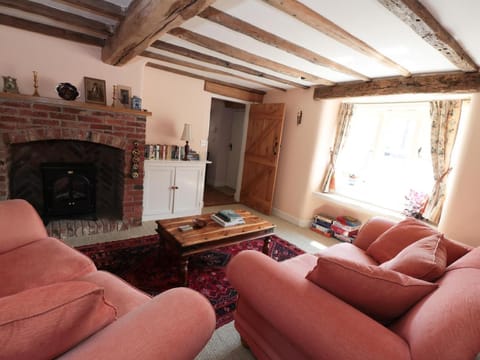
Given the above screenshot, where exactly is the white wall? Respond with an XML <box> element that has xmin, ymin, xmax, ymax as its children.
<box><xmin>0</xmin><ymin>25</ymin><xmax>145</xmax><ymax>104</ymax></box>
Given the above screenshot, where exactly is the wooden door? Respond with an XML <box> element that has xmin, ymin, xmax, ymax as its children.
<box><xmin>240</xmin><ymin>103</ymin><xmax>286</xmax><ymax>215</ymax></box>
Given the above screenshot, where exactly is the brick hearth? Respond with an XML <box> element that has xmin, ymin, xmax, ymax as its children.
<box><xmin>0</xmin><ymin>93</ymin><xmax>150</xmax><ymax>236</ymax></box>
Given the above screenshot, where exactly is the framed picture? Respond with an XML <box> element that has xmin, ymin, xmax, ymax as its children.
<box><xmin>84</xmin><ymin>77</ymin><xmax>106</xmax><ymax>105</ymax></box>
<box><xmin>114</xmin><ymin>85</ymin><xmax>131</xmax><ymax>108</ymax></box>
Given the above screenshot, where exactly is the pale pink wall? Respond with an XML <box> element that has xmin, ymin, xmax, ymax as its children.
<box><xmin>263</xmin><ymin>88</ymin><xmax>341</xmax><ymax>223</ymax></box>
<box><xmin>142</xmin><ymin>67</ymin><xmax>211</xmax><ymax>159</ymax></box>
<box><xmin>0</xmin><ymin>26</ymin><xmax>145</xmax><ymax>104</ymax></box>
<box><xmin>439</xmin><ymin>93</ymin><xmax>480</xmax><ymax>246</ymax></box>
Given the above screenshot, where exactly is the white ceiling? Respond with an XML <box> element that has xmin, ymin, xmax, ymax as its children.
<box><xmin>1</xmin><ymin>0</ymin><xmax>479</xmax><ymax>93</ymax></box>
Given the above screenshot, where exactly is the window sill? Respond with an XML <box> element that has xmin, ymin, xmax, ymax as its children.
<box><xmin>313</xmin><ymin>191</ymin><xmax>405</xmax><ymax>221</ymax></box>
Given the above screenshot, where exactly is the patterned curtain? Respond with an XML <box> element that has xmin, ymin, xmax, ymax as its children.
<box><xmin>423</xmin><ymin>100</ymin><xmax>462</xmax><ymax>224</ymax></box>
<box><xmin>320</xmin><ymin>103</ymin><xmax>353</xmax><ymax>192</ymax></box>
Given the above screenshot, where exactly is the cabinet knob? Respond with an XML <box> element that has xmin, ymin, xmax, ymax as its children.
<box><xmin>170</xmin><ymin>186</ymin><xmax>179</xmax><ymax>190</ymax></box>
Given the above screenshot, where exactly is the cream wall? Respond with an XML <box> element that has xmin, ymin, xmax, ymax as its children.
<box><xmin>0</xmin><ymin>26</ymin><xmax>145</xmax><ymax>103</ymax></box>
<box><xmin>142</xmin><ymin>67</ymin><xmax>211</xmax><ymax>159</ymax></box>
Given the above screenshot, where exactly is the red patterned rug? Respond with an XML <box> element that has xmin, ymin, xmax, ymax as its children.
<box><xmin>76</xmin><ymin>234</ymin><xmax>304</xmax><ymax>328</ymax></box>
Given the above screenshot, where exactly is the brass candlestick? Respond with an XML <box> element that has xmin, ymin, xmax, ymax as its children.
<box><xmin>112</xmin><ymin>85</ymin><xmax>117</xmax><ymax>107</ymax></box>
<box><xmin>32</xmin><ymin>71</ymin><xmax>39</xmax><ymax>96</ymax></box>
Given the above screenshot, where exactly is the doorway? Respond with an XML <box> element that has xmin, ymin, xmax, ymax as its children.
<box><xmin>204</xmin><ymin>98</ymin><xmax>247</xmax><ymax>206</ymax></box>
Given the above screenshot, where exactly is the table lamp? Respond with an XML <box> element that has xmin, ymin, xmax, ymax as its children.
<box><xmin>180</xmin><ymin>123</ymin><xmax>192</xmax><ymax>160</ymax></box>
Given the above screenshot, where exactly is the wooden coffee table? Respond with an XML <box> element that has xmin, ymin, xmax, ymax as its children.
<box><xmin>155</xmin><ymin>210</ymin><xmax>275</xmax><ymax>285</ymax></box>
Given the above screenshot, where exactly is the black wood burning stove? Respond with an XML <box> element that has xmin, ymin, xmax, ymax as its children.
<box><xmin>41</xmin><ymin>163</ymin><xmax>96</xmax><ymax>222</ymax></box>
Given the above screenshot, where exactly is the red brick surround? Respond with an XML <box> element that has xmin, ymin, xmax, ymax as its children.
<box><xmin>0</xmin><ymin>94</ymin><xmax>150</xmax><ymax>230</ymax></box>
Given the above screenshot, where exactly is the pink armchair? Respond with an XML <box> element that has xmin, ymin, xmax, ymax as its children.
<box><xmin>0</xmin><ymin>199</ymin><xmax>215</xmax><ymax>359</ymax></box>
<box><xmin>227</xmin><ymin>217</ymin><xmax>479</xmax><ymax>360</ymax></box>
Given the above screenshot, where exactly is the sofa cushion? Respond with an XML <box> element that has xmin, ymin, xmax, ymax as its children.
<box><xmin>0</xmin><ymin>281</ymin><xmax>117</xmax><ymax>360</ymax></box>
<box><xmin>366</xmin><ymin>218</ymin><xmax>438</xmax><ymax>263</ymax></box>
<box><xmin>0</xmin><ymin>237</ymin><xmax>96</xmax><ymax>297</ymax></box>
<box><xmin>380</xmin><ymin>234</ymin><xmax>447</xmax><ymax>281</ymax></box>
<box><xmin>446</xmin><ymin>247</ymin><xmax>480</xmax><ymax>272</ymax></box>
<box><xmin>353</xmin><ymin>217</ymin><xmax>396</xmax><ymax>251</ymax></box>
<box><xmin>320</xmin><ymin>242</ymin><xmax>378</xmax><ymax>266</ymax></box>
<box><xmin>306</xmin><ymin>254</ymin><xmax>438</xmax><ymax>323</ymax></box>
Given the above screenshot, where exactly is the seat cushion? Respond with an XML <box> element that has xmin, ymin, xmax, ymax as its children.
<box><xmin>0</xmin><ymin>281</ymin><xmax>116</xmax><ymax>360</ymax></box>
<box><xmin>78</xmin><ymin>271</ymin><xmax>151</xmax><ymax>317</ymax></box>
<box><xmin>306</xmin><ymin>254</ymin><xmax>438</xmax><ymax>323</ymax></box>
<box><xmin>380</xmin><ymin>234</ymin><xmax>447</xmax><ymax>282</ymax></box>
<box><xmin>321</xmin><ymin>242</ymin><xmax>378</xmax><ymax>265</ymax></box>
<box><xmin>0</xmin><ymin>237</ymin><xmax>96</xmax><ymax>297</ymax></box>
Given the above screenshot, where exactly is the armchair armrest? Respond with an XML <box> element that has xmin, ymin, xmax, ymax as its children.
<box><xmin>60</xmin><ymin>288</ymin><xmax>216</xmax><ymax>360</ymax></box>
<box><xmin>227</xmin><ymin>250</ymin><xmax>410</xmax><ymax>360</ymax></box>
<box><xmin>0</xmin><ymin>199</ymin><xmax>48</xmax><ymax>253</ymax></box>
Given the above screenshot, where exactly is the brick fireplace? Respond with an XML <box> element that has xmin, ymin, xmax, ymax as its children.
<box><xmin>0</xmin><ymin>93</ymin><xmax>150</xmax><ymax>238</ymax></box>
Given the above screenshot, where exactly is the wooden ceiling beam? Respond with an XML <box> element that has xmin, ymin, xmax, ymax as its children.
<box><xmin>102</xmin><ymin>0</ymin><xmax>215</xmax><ymax>66</ymax></box>
<box><xmin>151</xmin><ymin>40</ymin><xmax>309</xmax><ymax>89</ymax></box>
<box><xmin>378</xmin><ymin>0</ymin><xmax>478</xmax><ymax>72</ymax></box>
<box><xmin>53</xmin><ymin>0</ymin><xmax>125</xmax><ymax>21</ymax></box>
<box><xmin>0</xmin><ymin>14</ymin><xmax>104</xmax><ymax>46</ymax></box>
<box><xmin>142</xmin><ymin>50</ymin><xmax>286</xmax><ymax>91</ymax></box>
<box><xmin>169</xmin><ymin>27</ymin><xmax>335</xmax><ymax>85</ymax></box>
<box><xmin>204</xmin><ymin>81</ymin><xmax>264</xmax><ymax>103</ymax></box>
<box><xmin>313</xmin><ymin>72</ymin><xmax>480</xmax><ymax>99</ymax></box>
<box><xmin>0</xmin><ymin>0</ymin><xmax>112</xmax><ymax>35</ymax></box>
<box><xmin>146</xmin><ymin>62</ymin><xmax>265</xmax><ymax>102</ymax></box>
<box><xmin>262</xmin><ymin>0</ymin><xmax>411</xmax><ymax>77</ymax></box>
<box><xmin>198</xmin><ymin>7</ymin><xmax>370</xmax><ymax>81</ymax></box>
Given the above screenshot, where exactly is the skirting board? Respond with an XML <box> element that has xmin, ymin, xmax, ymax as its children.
<box><xmin>272</xmin><ymin>207</ymin><xmax>311</xmax><ymax>228</ymax></box>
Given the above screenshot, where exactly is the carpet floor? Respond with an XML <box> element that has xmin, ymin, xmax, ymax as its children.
<box><xmin>76</xmin><ymin>234</ymin><xmax>304</xmax><ymax>328</ymax></box>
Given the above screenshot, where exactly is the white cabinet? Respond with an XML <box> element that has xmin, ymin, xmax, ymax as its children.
<box><xmin>142</xmin><ymin>160</ymin><xmax>208</xmax><ymax>221</ymax></box>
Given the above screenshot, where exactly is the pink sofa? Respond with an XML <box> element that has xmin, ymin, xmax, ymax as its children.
<box><xmin>0</xmin><ymin>199</ymin><xmax>216</xmax><ymax>359</ymax></box>
<box><xmin>227</xmin><ymin>217</ymin><xmax>480</xmax><ymax>360</ymax></box>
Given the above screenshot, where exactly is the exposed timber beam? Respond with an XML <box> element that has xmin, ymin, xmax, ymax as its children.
<box><xmin>151</xmin><ymin>40</ymin><xmax>309</xmax><ymax>89</ymax></box>
<box><xmin>53</xmin><ymin>0</ymin><xmax>125</xmax><ymax>20</ymax></box>
<box><xmin>313</xmin><ymin>72</ymin><xmax>480</xmax><ymax>99</ymax></box>
<box><xmin>103</xmin><ymin>0</ymin><xmax>215</xmax><ymax>66</ymax></box>
<box><xmin>378</xmin><ymin>0</ymin><xmax>478</xmax><ymax>72</ymax></box>
<box><xmin>0</xmin><ymin>14</ymin><xmax>104</xmax><ymax>46</ymax></box>
<box><xmin>262</xmin><ymin>0</ymin><xmax>411</xmax><ymax>77</ymax></box>
<box><xmin>198</xmin><ymin>7</ymin><xmax>370</xmax><ymax>81</ymax></box>
<box><xmin>146</xmin><ymin>62</ymin><xmax>265</xmax><ymax>102</ymax></box>
<box><xmin>142</xmin><ymin>50</ymin><xmax>286</xmax><ymax>91</ymax></box>
<box><xmin>0</xmin><ymin>0</ymin><xmax>112</xmax><ymax>35</ymax></box>
<box><xmin>169</xmin><ymin>27</ymin><xmax>335</xmax><ymax>85</ymax></box>
<box><xmin>204</xmin><ymin>81</ymin><xmax>264</xmax><ymax>103</ymax></box>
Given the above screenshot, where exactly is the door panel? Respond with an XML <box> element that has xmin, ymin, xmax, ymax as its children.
<box><xmin>240</xmin><ymin>103</ymin><xmax>286</xmax><ymax>215</ymax></box>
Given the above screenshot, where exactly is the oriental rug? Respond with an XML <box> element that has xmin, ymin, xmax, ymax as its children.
<box><xmin>76</xmin><ymin>234</ymin><xmax>304</xmax><ymax>328</ymax></box>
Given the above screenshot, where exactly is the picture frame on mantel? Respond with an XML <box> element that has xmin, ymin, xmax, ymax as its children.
<box><xmin>114</xmin><ymin>85</ymin><xmax>131</xmax><ymax>108</ymax></box>
<box><xmin>84</xmin><ymin>77</ymin><xmax>106</xmax><ymax>105</ymax></box>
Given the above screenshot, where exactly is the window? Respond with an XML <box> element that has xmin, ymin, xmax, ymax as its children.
<box><xmin>334</xmin><ymin>102</ymin><xmax>435</xmax><ymax>213</ymax></box>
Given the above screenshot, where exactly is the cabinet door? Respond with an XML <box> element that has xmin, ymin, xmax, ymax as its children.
<box><xmin>143</xmin><ymin>165</ymin><xmax>175</xmax><ymax>219</ymax></box>
<box><xmin>174</xmin><ymin>166</ymin><xmax>204</xmax><ymax>216</ymax></box>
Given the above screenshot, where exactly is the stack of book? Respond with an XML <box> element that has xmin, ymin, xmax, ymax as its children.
<box><xmin>211</xmin><ymin>209</ymin><xmax>245</xmax><ymax>227</ymax></box>
<box><xmin>311</xmin><ymin>214</ymin><xmax>334</xmax><ymax>237</ymax></box>
<box><xmin>331</xmin><ymin>216</ymin><xmax>362</xmax><ymax>243</ymax></box>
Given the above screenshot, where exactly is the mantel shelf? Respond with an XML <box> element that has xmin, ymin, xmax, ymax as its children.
<box><xmin>0</xmin><ymin>91</ymin><xmax>152</xmax><ymax>116</ymax></box>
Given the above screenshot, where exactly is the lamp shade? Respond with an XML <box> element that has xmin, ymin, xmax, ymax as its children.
<box><xmin>180</xmin><ymin>123</ymin><xmax>192</xmax><ymax>141</ymax></box>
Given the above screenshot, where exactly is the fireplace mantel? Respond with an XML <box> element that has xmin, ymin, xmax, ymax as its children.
<box><xmin>0</xmin><ymin>92</ymin><xmax>152</xmax><ymax>116</ymax></box>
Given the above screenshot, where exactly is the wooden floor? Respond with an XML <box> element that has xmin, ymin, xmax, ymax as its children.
<box><xmin>204</xmin><ymin>185</ymin><xmax>236</xmax><ymax>206</ymax></box>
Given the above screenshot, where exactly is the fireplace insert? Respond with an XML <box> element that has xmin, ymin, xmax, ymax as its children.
<box><xmin>41</xmin><ymin>162</ymin><xmax>96</xmax><ymax>222</ymax></box>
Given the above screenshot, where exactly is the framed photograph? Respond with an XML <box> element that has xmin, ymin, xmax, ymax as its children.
<box><xmin>114</xmin><ymin>85</ymin><xmax>131</xmax><ymax>108</ymax></box>
<box><xmin>84</xmin><ymin>77</ymin><xmax>106</xmax><ymax>105</ymax></box>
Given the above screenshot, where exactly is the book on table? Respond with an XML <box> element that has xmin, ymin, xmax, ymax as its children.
<box><xmin>211</xmin><ymin>210</ymin><xmax>245</xmax><ymax>227</ymax></box>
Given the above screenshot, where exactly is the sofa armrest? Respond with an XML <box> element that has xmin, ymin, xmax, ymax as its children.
<box><xmin>227</xmin><ymin>250</ymin><xmax>410</xmax><ymax>360</ymax></box>
<box><xmin>0</xmin><ymin>199</ymin><xmax>48</xmax><ymax>253</ymax></box>
<box><xmin>60</xmin><ymin>288</ymin><xmax>216</xmax><ymax>360</ymax></box>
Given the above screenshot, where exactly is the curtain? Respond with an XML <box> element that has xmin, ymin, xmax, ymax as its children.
<box><xmin>320</xmin><ymin>103</ymin><xmax>353</xmax><ymax>192</ymax></box>
<box><xmin>423</xmin><ymin>100</ymin><xmax>462</xmax><ymax>224</ymax></box>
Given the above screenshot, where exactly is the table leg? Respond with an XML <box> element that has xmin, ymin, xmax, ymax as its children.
<box><xmin>262</xmin><ymin>236</ymin><xmax>272</xmax><ymax>255</ymax></box>
<box><xmin>180</xmin><ymin>257</ymin><xmax>189</xmax><ymax>286</ymax></box>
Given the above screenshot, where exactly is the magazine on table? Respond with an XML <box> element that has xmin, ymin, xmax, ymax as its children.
<box><xmin>211</xmin><ymin>209</ymin><xmax>245</xmax><ymax>227</ymax></box>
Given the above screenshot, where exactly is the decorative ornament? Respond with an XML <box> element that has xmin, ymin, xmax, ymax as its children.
<box><xmin>130</xmin><ymin>141</ymin><xmax>140</xmax><ymax>179</ymax></box>
<box><xmin>3</xmin><ymin>76</ymin><xmax>19</xmax><ymax>94</ymax></box>
<box><xmin>56</xmin><ymin>82</ymin><xmax>79</xmax><ymax>101</ymax></box>
<box><xmin>32</xmin><ymin>71</ymin><xmax>40</xmax><ymax>96</ymax></box>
